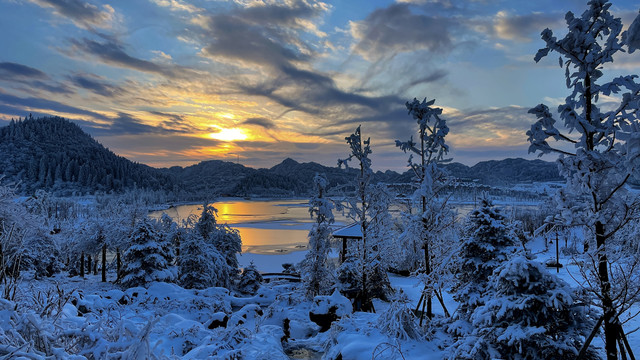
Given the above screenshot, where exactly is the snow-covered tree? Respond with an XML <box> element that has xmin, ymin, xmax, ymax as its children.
<box><xmin>300</xmin><ymin>174</ymin><xmax>335</xmax><ymax>298</ymax></box>
<box><xmin>396</xmin><ymin>97</ymin><xmax>454</xmax><ymax>319</ymax></box>
<box><xmin>120</xmin><ymin>218</ymin><xmax>174</xmax><ymax>288</ymax></box>
<box><xmin>448</xmin><ymin>255</ymin><xmax>597</xmax><ymax>360</ymax></box>
<box><xmin>181</xmin><ymin>203</ymin><xmax>241</xmax><ymax>289</ymax></box>
<box><xmin>237</xmin><ymin>262</ymin><xmax>263</xmax><ymax>295</ymax></box>
<box><xmin>338</xmin><ymin>126</ymin><xmax>391</xmax><ymax>311</ymax></box>
<box><xmin>178</xmin><ymin>231</ymin><xmax>225</xmax><ymax>289</ymax></box>
<box><xmin>450</xmin><ymin>197</ymin><xmax>514</xmax><ymax>334</ymax></box>
<box><xmin>527</xmin><ymin>1</ymin><xmax>640</xmax><ymax>357</ymax></box>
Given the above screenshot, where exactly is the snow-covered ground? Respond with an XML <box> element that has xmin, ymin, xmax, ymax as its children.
<box><xmin>5</xmin><ymin>226</ymin><xmax>638</xmax><ymax>359</ymax></box>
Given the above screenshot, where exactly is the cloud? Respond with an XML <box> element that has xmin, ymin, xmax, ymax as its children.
<box><xmin>0</xmin><ymin>62</ymin><xmax>74</xmax><ymax>95</ymax></box>
<box><xmin>0</xmin><ymin>62</ymin><xmax>48</xmax><ymax>79</ymax></box>
<box><xmin>350</xmin><ymin>3</ymin><xmax>458</xmax><ymax>61</ymax></box>
<box><xmin>0</xmin><ymin>91</ymin><xmax>109</xmax><ymax>120</ymax></box>
<box><xmin>69</xmin><ymin>73</ymin><xmax>126</xmax><ymax>97</ymax></box>
<box><xmin>30</xmin><ymin>0</ymin><xmax>116</xmax><ymax>30</ymax></box>
<box><xmin>69</xmin><ymin>38</ymin><xmax>173</xmax><ymax>76</ymax></box>
<box><xmin>492</xmin><ymin>11</ymin><xmax>561</xmax><ymax>42</ymax></box>
<box><xmin>149</xmin><ymin>0</ymin><xmax>202</xmax><ymax>14</ymax></box>
<box><xmin>80</xmin><ymin>112</ymin><xmax>186</xmax><ymax>136</ymax></box>
<box><xmin>243</xmin><ymin>117</ymin><xmax>276</xmax><ymax>129</ymax></box>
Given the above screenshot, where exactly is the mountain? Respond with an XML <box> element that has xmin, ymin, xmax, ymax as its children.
<box><xmin>442</xmin><ymin>158</ymin><xmax>563</xmax><ymax>184</ymax></box>
<box><xmin>0</xmin><ymin>116</ymin><xmax>176</xmax><ymax>195</ymax></box>
<box><xmin>0</xmin><ymin>116</ymin><xmax>563</xmax><ymax>197</ymax></box>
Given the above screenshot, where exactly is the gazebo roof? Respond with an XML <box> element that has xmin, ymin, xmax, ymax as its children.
<box><xmin>332</xmin><ymin>223</ymin><xmax>362</xmax><ymax>239</ymax></box>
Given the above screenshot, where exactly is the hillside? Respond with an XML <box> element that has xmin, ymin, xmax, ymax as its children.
<box><xmin>0</xmin><ymin>116</ymin><xmax>175</xmax><ymax>194</ymax></box>
<box><xmin>0</xmin><ymin>116</ymin><xmax>563</xmax><ymax>197</ymax></box>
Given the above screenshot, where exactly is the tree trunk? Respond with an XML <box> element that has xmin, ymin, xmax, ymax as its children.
<box><xmin>93</xmin><ymin>255</ymin><xmax>98</xmax><ymax>275</ymax></box>
<box><xmin>87</xmin><ymin>255</ymin><xmax>92</xmax><ymax>277</ymax></box>
<box><xmin>116</xmin><ymin>248</ymin><xmax>122</xmax><ymax>281</ymax></box>
<box><xmin>80</xmin><ymin>251</ymin><xmax>85</xmax><ymax>278</ymax></box>
<box><xmin>596</xmin><ymin>221</ymin><xmax>618</xmax><ymax>360</ymax></box>
<box><xmin>101</xmin><ymin>244</ymin><xmax>107</xmax><ymax>282</ymax></box>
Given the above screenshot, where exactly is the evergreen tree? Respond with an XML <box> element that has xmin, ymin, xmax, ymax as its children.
<box><xmin>448</xmin><ymin>255</ymin><xmax>597</xmax><ymax>360</ymax></box>
<box><xmin>181</xmin><ymin>203</ymin><xmax>241</xmax><ymax>289</ymax></box>
<box><xmin>300</xmin><ymin>174</ymin><xmax>335</xmax><ymax>298</ymax></box>
<box><xmin>237</xmin><ymin>261</ymin><xmax>263</xmax><ymax>295</ymax></box>
<box><xmin>449</xmin><ymin>197</ymin><xmax>514</xmax><ymax>335</ymax></box>
<box><xmin>120</xmin><ymin>218</ymin><xmax>174</xmax><ymax>288</ymax></box>
<box><xmin>178</xmin><ymin>231</ymin><xmax>224</xmax><ymax>289</ymax></box>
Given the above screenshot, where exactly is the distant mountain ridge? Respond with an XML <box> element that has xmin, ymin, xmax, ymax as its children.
<box><xmin>0</xmin><ymin>116</ymin><xmax>562</xmax><ymax>196</ymax></box>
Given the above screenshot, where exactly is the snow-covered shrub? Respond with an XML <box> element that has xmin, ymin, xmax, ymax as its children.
<box><xmin>377</xmin><ymin>291</ymin><xmax>421</xmax><ymax>340</ymax></box>
<box><xmin>335</xmin><ymin>255</ymin><xmax>361</xmax><ymax>299</ymax></box>
<box><xmin>238</xmin><ymin>262</ymin><xmax>263</xmax><ymax>295</ymax></box>
<box><xmin>448</xmin><ymin>255</ymin><xmax>597</xmax><ymax>360</ymax></box>
<box><xmin>120</xmin><ymin>218</ymin><xmax>175</xmax><ymax>288</ymax></box>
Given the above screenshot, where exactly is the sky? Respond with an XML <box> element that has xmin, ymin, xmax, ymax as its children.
<box><xmin>0</xmin><ymin>0</ymin><xmax>639</xmax><ymax>171</ymax></box>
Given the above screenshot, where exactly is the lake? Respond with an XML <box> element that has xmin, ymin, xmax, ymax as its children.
<box><xmin>150</xmin><ymin>199</ymin><xmax>350</xmax><ymax>255</ymax></box>
<box><xmin>150</xmin><ymin>199</ymin><xmax>541</xmax><ymax>255</ymax></box>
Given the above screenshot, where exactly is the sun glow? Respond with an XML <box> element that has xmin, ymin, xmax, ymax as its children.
<box><xmin>208</xmin><ymin>127</ymin><xmax>248</xmax><ymax>141</ymax></box>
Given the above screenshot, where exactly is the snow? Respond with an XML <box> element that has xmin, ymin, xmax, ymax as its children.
<box><xmin>332</xmin><ymin>223</ymin><xmax>362</xmax><ymax>238</ymax></box>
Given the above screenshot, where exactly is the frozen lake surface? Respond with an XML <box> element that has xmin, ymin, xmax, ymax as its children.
<box><xmin>151</xmin><ymin>199</ymin><xmax>350</xmax><ymax>256</ymax></box>
<box><xmin>151</xmin><ymin>198</ymin><xmax>541</xmax><ymax>258</ymax></box>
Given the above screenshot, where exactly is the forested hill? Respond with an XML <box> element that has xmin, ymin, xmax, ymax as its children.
<box><xmin>0</xmin><ymin>116</ymin><xmax>562</xmax><ymax>196</ymax></box>
<box><xmin>0</xmin><ymin>116</ymin><xmax>175</xmax><ymax>194</ymax></box>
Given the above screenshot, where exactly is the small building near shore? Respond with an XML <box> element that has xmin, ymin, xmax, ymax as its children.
<box><xmin>332</xmin><ymin>223</ymin><xmax>362</xmax><ymax>263</ymax></box>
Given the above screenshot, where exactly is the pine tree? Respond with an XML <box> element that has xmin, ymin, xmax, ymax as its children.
<box><xmin>180</xmin><ymin>203</ymin><xmax>241</xmax><ymax>289</ymax></box>
<box><xmin>300</xmin><ymin>173</ymin><xmax>335</xmax><ymax>298</ymax></box>
<box><xmin>120</xmin><ymin>218</ymin><xmax>174</xmax><ymax>288</ymax></box>
<box><xmin>526</xmin><ymin>1</ymin><xmax>640</xmax><ymax>357</ymax></box>
<box><xmin>449</xmin><ymin>197</ymin><xmax>514</xmax><ymax>335</ymax></box>
<box><xmin>178</xmin><ymin>231</ymin><xmax>224</xmax><ymax>289</ymax></box>
<box><xmin>237</xmin><ymin>261</ymin><xmax>263</xmax><ymax>295</ymax></box>
<box><xmin>448</xmin><ymin>255</ymin><xmax>597</xmax><ymax>360</ymax></box>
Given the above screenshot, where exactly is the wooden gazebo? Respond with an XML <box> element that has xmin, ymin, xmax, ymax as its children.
<box><xmin>332</xmin><ymin>223</ymin><xmax>362</xmax><ymax>263</ymax></box>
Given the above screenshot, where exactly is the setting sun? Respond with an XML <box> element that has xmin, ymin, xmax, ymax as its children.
<box><xmin>208</xmin><ymin>127</ymin><xmax>248</xmax><ymax>141</ymax></box>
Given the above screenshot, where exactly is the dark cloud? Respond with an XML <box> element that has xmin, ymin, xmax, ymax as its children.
<box><xmin>81</xmin><ymin>112</ymin><xmax>186</xmax><ymax>136</ymax></box>
<box><xmin>70</xmin><ymin>38</ymin><xmax>171</xmax><ymax>76</ymax></box>
<box><xmin>203</xmin><ymin>14</ymin><xmax>308</xmax><ymax>70</ymax></box>
<box><xmin>0</xmin><ymin>62</ymin><xmax>48</xmax><ymax>79</ymax></box>
<box><xmin>0</xmin><ymin>62</ymin><xmax>74</xmax><ymax>94</ymax></box>
<box><xmin>243</xmin><ymin>117</ymin><xmax>276</xmax><ymax>129</ymax></box>
<box><xmin>69</xmin><ymin>73</ymin><xmax>125</xmax><ymax>97</ymax></box>
<box><xmin>0</xmin><ymin>91</ymin><xmax>109</xmax><ymax>120</ymax></box>
<box><xmin>351</xmin><ymin>4</ymin><xmax>458</xmax><ymax>61</ymax></box>
<box><xmin>31</xmin><ymin>0</ymin><xmax>114</xmax><ymax>29</ymax></box>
